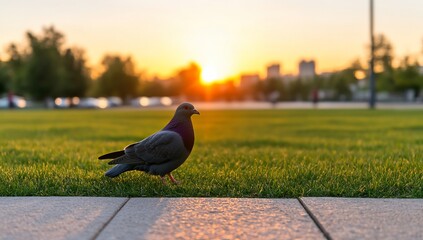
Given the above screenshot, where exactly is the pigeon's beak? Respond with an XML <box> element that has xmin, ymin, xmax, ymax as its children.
<box><xmin>193</xmin><ymin>109</ymin><xmax>200</xmax><ymax>115</ymax></box>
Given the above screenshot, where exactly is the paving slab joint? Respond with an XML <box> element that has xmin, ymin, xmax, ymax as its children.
<box><xmin>297</xmin><ymin>198</ymin><xmax>333</xmax><ymax>240</ymax></box>
<box><xmin>91</xmin><ymin>198</ymin><xmax>130</xmax><ymax>240</ymax></box>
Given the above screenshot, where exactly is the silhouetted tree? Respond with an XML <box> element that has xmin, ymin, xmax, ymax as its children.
<box><xmin>288</xmin><ymin>78</ymin><xmax>310</xmax><ymax>101</ymax></box>
<box><xmin>327</xmin><ymin>70</ymin><xmax>355</xmax><ymax>100</ymax></box>
<box><xmin>25</xmin><ymin>26</ymin><xmax>64</xmax><ymax>101</ymax></box>
<box><xmin>2</xmin><ymin>26</ymin><xmax>91</xmax><ymax>103</ymax></box>
<box><xmin>264</xmin><ymin>77</ymin><xmax>284</xmax><ymax>101</ymax></box>
<box><xmin>177</xmin><ymin>62</ymin><xmax>204</xmax><ymax>100</ymax></box>
<box><xmin>221</xmin><ymin>80</ymin><xmax>239</xmax><ymax>101</ymax></box>
<box><xmin>373</xmin><ymin>34</ymin><xmax>395</xmax><ymax>91</ymax></box>
<box><xmin>165</xmin><ymin>78</ymin><xmax>183</xmax><ymax>96</ymax></box>
<box><xmin>0</xmin><ymin>61</ymin><xmax>9</xmax><ymax>94</ymax></box>
<box><xmin>56</xmin><ymin>48</ymin><xmax>90</xmax><ymax>98</ymax></box>
<box><xmin>394</xmin><ymin>56</ymin><xmax>423</xmax><ymax>98</ymax></box>
<box><xmin>206</xmin><ymin>80</ymin><xmax>239</xmax><ymax>101</ymax></box>
<box><xmin>95</xmin><ymin>55</ymin><xmax>139</xmax><ymax>102</ymax></box>
<box><xmin>5</xmin><ymin>44</ymin><xmax>26</xmax><ymax>95</ymax></box>
<box><xmin>139</xmin><ymin>80</ymin><xmax>166</xmax><ymax>97</ymax></box>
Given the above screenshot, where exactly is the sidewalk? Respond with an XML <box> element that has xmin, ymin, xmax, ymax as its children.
<box><xmin>1</xmin><ymin>197</ymin><xmax>422</xmax><ymax>240</ymax></box>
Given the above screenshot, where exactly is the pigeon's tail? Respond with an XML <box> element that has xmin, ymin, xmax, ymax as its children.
<box><xmin>98</xmin><ymin>150</ymin><xmax>125</xmax><ymax>160</ymax></box>
<box><xmin>105</xmin><ymin>164</ymin><xmax>134</xmax><ymax>178</ymax></box>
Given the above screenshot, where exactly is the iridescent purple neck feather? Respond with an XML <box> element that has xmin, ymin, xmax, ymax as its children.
<box><xmin>163</xmin><ymin>117</ymin><xmax>195</xmax><ymax>152</ymax></box>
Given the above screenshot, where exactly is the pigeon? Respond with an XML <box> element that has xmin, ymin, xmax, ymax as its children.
<box><xmin>98</xmin><ymin>102</ymin><xmax>199</xmax><ymax>184</ymax></box>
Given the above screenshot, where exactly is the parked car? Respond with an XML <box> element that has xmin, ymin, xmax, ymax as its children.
<box><xmin>53</xmin><ymin>97</ymin><xmax>71</xmax><ymax>108</ymax></box>
<box><xmin>78</xmin><ymin>97</ymin><xmax>109</xmax><ymax>109</ymax></box>
<box><xmin>0</xmin><ymin>95</ymin><xmax>27</xmax><ymax>108</ymax></box>
<box><xmin>107</xmin><ymin>97</ymin><xmax>123</xmax><ymax>107</ymax></box>
<box><xmin>131</xmin><ymin>97</ymin><xmax>173</xmax><ymax>107</ymax></box>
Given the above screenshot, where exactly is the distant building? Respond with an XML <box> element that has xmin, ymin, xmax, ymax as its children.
<box><xmin>266</xmin><ymin>64</ymin><xmax>281</xmax><ymax>79</ymax></box>
<box><xmin>239</xmin><ymin>74</ymin><xmax>260</xmax><ymax>89</ymax></box>
<box><xmin>299</xmin><ymin>60</ymin><xmax>316</xmax><ymax>79</ymax></box>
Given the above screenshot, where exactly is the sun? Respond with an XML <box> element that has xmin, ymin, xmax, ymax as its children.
<box><xmin>200</xmin><ymin>62</ymin><xmax>233</xmax><ymax>85</ymax></box>
<box><xmin>201</xmin><ymin>66</ymin><xmax>220</xmax><ymax>84</ymax></box>
<box><xmin>184</xmin><ymin>29</ymin><xmax>235</xmax><ymax>85</ymax></box>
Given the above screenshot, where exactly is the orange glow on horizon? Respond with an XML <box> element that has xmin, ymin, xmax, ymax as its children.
<box><xmin>197</xmin><ymin>56</ymin><xmax>235</xmax><ymax>84</ymax></box>
<box><xmin>201</xmin><ymin>65</ymin><xmax>223</xmax><ymax>84</ymax></box>
<box><xmin>3</xmin><ymin>1</ymin><xmax>423</xmax><ymax>82</ymax></box>
<box><xmin>184</xmin><ymin>27</ymin><xmax>236</xmax><ymax>84</ymax></box>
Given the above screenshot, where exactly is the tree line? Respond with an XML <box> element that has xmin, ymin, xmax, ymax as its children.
<box><xmin>0</xmin><ymin>26</ymin><xmax>196</xmax><ymax>103</ymax></box>
<box><xmin>0</xmin><ymin>27</ymin><xmax>90</xmax><ymax>101</ymax></box>
<box><xmin>1</xmin><ymin>26</ymin><xmax>423</xmax><ymax>103</ymax></box>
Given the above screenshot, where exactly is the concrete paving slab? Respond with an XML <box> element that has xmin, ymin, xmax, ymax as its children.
<box><xmin>0</xmin><ymin>197</ymin><xmax>128</xmax><ymax>240</ymax></box>
<box><xmin>97</xmin><ymin>198</ymin><xmax>324</xmax><ymax>240</ymax></box>
<box><xmin>301</xmin><ymin>197</ymin><xmax>423</xmax><ymax>240</ymax></box>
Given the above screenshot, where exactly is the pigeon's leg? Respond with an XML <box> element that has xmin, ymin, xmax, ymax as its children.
<box><xmin>167</xmin><ymin>173</ymin><xmax>179</xmax><ymax>185</ymax></box>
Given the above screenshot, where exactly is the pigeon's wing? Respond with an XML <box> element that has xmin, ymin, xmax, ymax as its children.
<box><xmin>133</xmin><ymin>131</ymin><xmax>186</xmax><ymax>163</ymax></box>
<box><xmin>108</xmin><ymin>131</ymin><xmax>185</xmax><ymax>165</ymax></box>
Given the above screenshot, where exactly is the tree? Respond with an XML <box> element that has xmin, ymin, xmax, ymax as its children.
<box><xmin>373</xmin><ymin>34</ymin><xmax>395</xmax><ymax>91</ymax></box>
<box><xmin>2</xmin><ymin>26</ymin><xmax>90</xmax><ymax>102</ymax></box>
<box><xmin>394</xmin><ymin>56</ymin><xmax>423</xmax><ymax>98</ymax></box>
<box><xmin>264</xmin><ymin>78</ymin><xmax>284</xmax><ymax>102</ymax></box>
<box><xmin>220</xmin><ymin>80</ymin><xmax>239</xmax><ymax>101</ymax></box>
<box><xmin>206</xmin><ymin>80</ymin><xmax>239</xmax><ymax>101</ymax></box>
<box><xmin>374</xmin><ymin>34</ymin><xmax>394</xmax><ymax>72</ymax></box>
<box><xmin>56</xmin><ymin>48</ymin><xmax>90</xmax><ymax>98</ymax></box>
<box><xmin>25</xmin><ymin>26</ymin><xmax>64</xmax><ymax>100</ymax></box>
<box><xmin>288</xmin><ymin>78</ymin><xmax>310</xmax><ymax>101</ymax></box>
<box><xmin>5</xmin><ymin>44</ymin><xmax>26</xmax><ymax>95</ymax></box>
<box><xmin>177</xmin><ymin>62</ymin><xmax>204</xmax><ymax>100</ymax></box>
<box><xmin>139</xmin><ymin>80</ymin><xmax>166</xmax><ymax>97</ymax></box>
<box><xmin>95</xmin><ymin>55</ymin><xmax>139</xmax><ymax>102</ymax></box>
<box><xmin>0</xmin><ymin>61</ymin><xmax>10</xmax><ymax>94</ymax></box>
<box><xmin>327</xmin><ymin>70</ymin><xmax>355</xmax><ymax>100</ymax></box>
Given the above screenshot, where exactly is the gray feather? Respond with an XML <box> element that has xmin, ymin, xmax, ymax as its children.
<box><xmin>105</xmin><ymin>164</ymin><xmax>135</xmax><ymax>178</ymax></box>
<box><xmin>98</xmin><ymin>150</ymin><xmax>125</xmax><ymax>159</ymax></box>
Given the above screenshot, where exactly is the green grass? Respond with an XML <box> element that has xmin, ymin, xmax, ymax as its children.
<box><xmin>0</xmin><ymin>108</ymin><xmax>423</xmax><ymax>197</ymax></box>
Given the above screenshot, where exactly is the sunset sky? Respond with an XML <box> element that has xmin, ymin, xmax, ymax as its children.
<box><xmin>1</xmin><ymin>0</ymin><xmax>422</xmax><ymax>82</ymax></box>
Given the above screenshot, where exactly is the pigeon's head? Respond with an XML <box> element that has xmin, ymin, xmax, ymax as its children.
<box><xmin>175</xmin><ymin>102</ymin><xmax>200</xmax><ymax>118</ymax></box>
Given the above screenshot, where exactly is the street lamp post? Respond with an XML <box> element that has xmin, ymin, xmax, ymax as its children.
<box><xmin>369</xmin><ymin>0</ymin><xmax>376</xmax><ymax>109</ymax></box>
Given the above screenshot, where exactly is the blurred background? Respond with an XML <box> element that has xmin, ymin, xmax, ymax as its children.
<box><xmin>1</xmin><ymin>0</ymin><xmax>423</xmax><ymax>109</ymax></box>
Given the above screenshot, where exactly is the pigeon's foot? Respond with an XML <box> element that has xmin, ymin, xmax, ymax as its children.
<box><xmin>159</xmin><ymin>173</ymin><xmax>180</xmax><ymax>185</ymax></box>
<box><xmin>168</xmin><ymin>173</ymin><xmax>180</xmax><ymax>185</ymax></box>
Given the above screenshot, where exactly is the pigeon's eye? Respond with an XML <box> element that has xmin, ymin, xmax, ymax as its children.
<box><xmin>184</xmin><ymin>106</ymin><xmax>189</xmax><ymax>110</ymax></box>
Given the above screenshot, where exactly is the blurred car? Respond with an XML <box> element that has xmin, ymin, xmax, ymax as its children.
<box><xmin>0</xmin><ymin>95</ymin><xmax>27</xmax><ymax>108</ymax></box>
<box><xmin>107</xmin><ymin>97</ymin><xmax>123</xmax><ymax>107</ymax></box>
<box><xmin>53</xmin><ymin>97</ymin><xmax>71</xmax><ymax>108</ymax></box>
<box><xmin>131</xmin><ymin>96</ymin><xmax>173</xmax><ymax>107</ymax></box>
<box><xmin>78</xmin><ymin>97</ymin><xmax>109</xmax><ymax>109</ymax></box>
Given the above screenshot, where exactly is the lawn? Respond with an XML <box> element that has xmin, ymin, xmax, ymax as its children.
<box><xmin>0</xmin><ymin>108</ymin><xmax>422</xmax><ymax>197</ymax></box>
